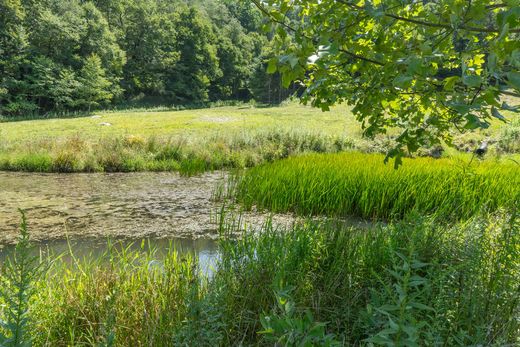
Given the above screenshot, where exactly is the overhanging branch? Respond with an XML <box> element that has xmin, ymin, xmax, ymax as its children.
<box><xmin>336</xmin><ymin>0</ymin><xmax>520</xmax><ymax>34</ymax></box>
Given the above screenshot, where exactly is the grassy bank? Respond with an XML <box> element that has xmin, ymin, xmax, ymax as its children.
<box><xmin>233</xmin><ymin>152</ymin><xmax>520</xmax><ymax>220</ymax></box>
<box><xmin>0</xmin><ymin>129</ymin><xmax>355</xmax><ymax>175</ymax></box>
<box><xmin>1</xmin><ymin>104</ymin><xmax>519</xmax><ymax>174</ymax></box>
<box><xmin>1</xmin><ymin>211</ymin><xmax>518</xmax><ymax>346</ymax></box>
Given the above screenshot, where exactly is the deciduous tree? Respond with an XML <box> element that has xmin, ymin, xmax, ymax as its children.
<box><xmin>255</xmin><ymin>0</ymin><xmax>520</xmax><ymax>164</ymax></box>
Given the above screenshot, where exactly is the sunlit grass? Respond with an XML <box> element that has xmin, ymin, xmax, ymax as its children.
<box><xmin>0</xmin><ymin>104</ymin><xmax>358</xmax><ymax>142</ymax></box>
<box><xmin>1</xmin><ymin>103</ymin><xmax>518</xmax><ymax>174</ymax></box>
<box><xmin>233</xmin><ymin>152</ymin><xmax>520</xmax><ymax>220</ymax></box>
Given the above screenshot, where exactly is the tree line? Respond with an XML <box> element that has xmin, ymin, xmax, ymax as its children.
<box><xmin>0</xmin><ymin>0</ymin><xmax>295</xmax><ymax>116</ymax></box>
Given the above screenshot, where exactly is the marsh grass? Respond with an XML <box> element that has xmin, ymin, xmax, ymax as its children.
<box><xmin>233</xmin><ymin>152</ymin><xmax>520</xmax><ymax>220</ymax></box>
<box><xmin>0</xmin><ymin>130</ymin><xmax>356</xmax><ymax>175</ymax></box>
<box><xmin>31</xmin><ymin>241</ymin><xmax>201</xmax><ymax>346</ymax></box>
<box><xmin>1</xmin><ymin>104</ymin><xmax>519</xmax><ymax>175</ymax></box>
<box><xmin>1</xmin><ymin>210</ymin><xmax>518</xmax><ymax>346</ymax></box>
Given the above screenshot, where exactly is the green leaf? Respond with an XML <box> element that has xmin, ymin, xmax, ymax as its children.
<box><xmin>464</xmin><ymin>114</ymin><xmax>488</xmax><ymax>130</ymax></box>
<box><xmin>506</xmin><ymin>72</ymin><xmax>520</xmax><ymax>92</ymax></box>
<box><xmin>410</xmin><ymin>302</ymin><xmax>435</xmax><ymax>311</ymax></box>
<box><xmin>267</xmin><ymin>58</ymin><xmax>278</xmax><ymax>74</ymax></box>
<box><xmin>393</xmin><ymin>75</ymin><xmax>413</xmax><ymax>89</ymax></box>
<box><xmin>288</xmin><ymin>56</ymin><xmax>299</xmax><ymax>68</ymax></box>
<box><xmin>462</xmin><ymin>75</ymin><xmax>482</xmax><ymax>88</ymax></box>
<box><xmin>443</xmin><ymin>76</ymin><xmax>459</xmax><ymax>91</ymax></box>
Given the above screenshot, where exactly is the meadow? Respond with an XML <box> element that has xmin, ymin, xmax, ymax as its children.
<box><xmin>1</xmin><ymin>103</ymin><xmax>518</xmax><ymax>174</ymax></box>
<box><xmin>0</xmin><ymin>104</ymin><xmax>519</xmax><ymax>346</ymax></box>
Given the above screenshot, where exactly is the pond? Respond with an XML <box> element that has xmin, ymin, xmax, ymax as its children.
<box><xmin>0</xmin><ymin>171</ymin><xmax>295</xmax><ymax>267</ymax></box>
<box><xmin>0</xmin><ymin>237</ymin><xmax>220</xmax><ymax>276</ymax></box>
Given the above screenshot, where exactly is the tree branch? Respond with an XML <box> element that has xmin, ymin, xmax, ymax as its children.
<box><xmin>338</xmin><ymin>49</ymin><xmax>385</xmax><ymax>66</ymax></box>
<box><xmin>336</xmin><ymin>0</ymin><xmax>520</xmax><ymax>34</ymax></box>
<box><xmin>252</xmin><ymin>0</ymin><xmax>386</xmax><ymax>67</ymax></box>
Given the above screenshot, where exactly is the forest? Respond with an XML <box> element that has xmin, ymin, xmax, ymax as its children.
<box><xmin>0</xmin><ymin>0</ymin><xmax>294</xmax><ymax>116</ymax></box>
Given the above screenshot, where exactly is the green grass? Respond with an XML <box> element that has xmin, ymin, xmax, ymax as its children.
<box><xmin>1</xmin><ymin>103</ymin><xmax>519</xmax><ymax>173</ymax></box>
<box><xmin>1</xmin><ymin>210</ymin><xmax>519</xmax><ymax>345</ymax></box>
<box><xmin>233</xmin><ymin>152</ymin><xmax>520</xmax><ymax>220</ymax></box>
<box><xmin>0</xmin><ymin>104</ymin><xmax>359</xmax><ymax>142</ymax></box>
<box><xmin>0</xmin><ymin>130</ymin><xmax>356</xmax><ymax>175</ymax></box>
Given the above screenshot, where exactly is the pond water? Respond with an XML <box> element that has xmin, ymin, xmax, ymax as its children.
<box><xmin>0</xmin><ymin>237</ymin><xmax>220</xmax><ymax>276</ymax></box>
<box><xmin>0</xmin><ymin>171</ymin><xmax>295</xmax><ymax>265</ymax></box>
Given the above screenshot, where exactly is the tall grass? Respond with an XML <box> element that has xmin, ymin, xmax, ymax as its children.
<box><xmin>1</xmin><ymin>210</ymin><xmax>519</xmax><ymax>345</ymax></box>
<box><xmin>0</xmin><ymin>130</ymin><xmax>355</xmax><ymax>175</ymax></box>
<box><xmin>215</xmin><ymin>211</ymin><xmax>519</xmax><ymax>345</ymax></box>
<box><xmin>31</xmin><ymin>242</ymin><xmax>200</xmax><ymax>346</ymax></box>
<box><xmin>232</xmin><ymin>152</ymin><xmax>520</xmax><ymax>220</ymax></box>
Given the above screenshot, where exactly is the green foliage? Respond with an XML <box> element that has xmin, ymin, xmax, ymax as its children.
<box><xmin>214</xmin><ymin>211</ymin><xmax>519</xmax><ymax>345</ymax></box>
<box><xmin>255</xmin><ymin>0</ymin><xmax>520</xmax><ymax>163</ymax></box>
<box><xmin>233</xmin><ymin>152</ymin><xmax>520</xmax><ymax>220</ymax></box>
<box><xmin>0</xmin><ymin>0</ymin><xmax>274</xmax><ymax>116</ymax></box>
<box><xmin>0</xmin><ymin>210</ymin><xmax>516</xmax><ymax>345</ymax></box>
<box><xmin>365</xmin><ymin>252</ymin><xmax>434</xmax><ymax>345</ymax></box>
<box><xmin>76</xmin><ymin>54</ymin><xmax>114</xmax><ymax>111</ymax></box>
<box><xmin>259</xmin><ymin>287</ymin><xmax>341</xmax><ymax>346</ymax></box>
<box><xmin>166</xmin><ymin>7</ymin><xmax>221</xmax><ymax>104</ymax></box>
<box><xmin>0</xmin><ymin>211</ymin><xmax>43</xmax><ymax>347</ymax></box>
<box><xmin>0</xmin><ymin>0</ymin><xmax>31</xmax><ymax>116</ymax></box>
<box><xmin>250</xmin><ymin>43</ymin><xmax>300</xmax><ymax>104</ymax></box>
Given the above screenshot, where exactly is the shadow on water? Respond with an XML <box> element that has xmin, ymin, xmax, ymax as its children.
<box><xmin>0</xmin><ymin>237</ymin><xmax>220</xmax><ymax>276</ymax></box>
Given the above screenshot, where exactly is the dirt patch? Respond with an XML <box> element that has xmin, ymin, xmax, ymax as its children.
<box><xmin>198</xmin><ymin>115</ymin><xmax>234</xmax><ymax>123</ymax></box>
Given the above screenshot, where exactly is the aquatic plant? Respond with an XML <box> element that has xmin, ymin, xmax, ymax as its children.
<box><xmin>233</xmin><ymin>152</ymin><xmax>520</xmax><ymax>220</ymax></box>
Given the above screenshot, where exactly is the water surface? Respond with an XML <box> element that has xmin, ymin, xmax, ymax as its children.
<box><xmin>0</xmin><ymin>237</ymin><xmax>219</xmax><ymax>275</ymax></box>
<box><xmin>0</xmin><ymin>171</ymin><xmax>295</xmax><ymax>244</ymax></box>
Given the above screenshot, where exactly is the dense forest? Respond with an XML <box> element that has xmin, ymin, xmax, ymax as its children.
<box><xmin>0</xmin><ymin>0</ymin><xmax>295</xmax><ymax>116</ymax></box>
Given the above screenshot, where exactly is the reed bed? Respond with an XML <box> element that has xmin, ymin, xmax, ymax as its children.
<box><xmin>0</xmin><ymin>130</ymin><xmax>355</xmax><ymax>175</ymax></box>
<box><xmin>233</xmin><ymin>152</ymin><xmax>520</xmax><ymax>220</ymax></box>
<box><xmin>1</xmin><ymin>211</ymin><xmax>518</xmax><ymax>346</ymax></box>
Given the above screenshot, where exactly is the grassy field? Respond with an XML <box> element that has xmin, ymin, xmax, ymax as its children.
<box><xmin>1</xmin><ymin>103</ymin><xmax>519</xmax><ymax>173</ymax></box>
<box><xmin>232</xmin><ymin>152</ymin><xmax>520</xmax><ymax>220</ymax></box>
<box><xmin>0</xmin><ymin>104</ymin><xmax>360</xmax><ymax>141</ymax></box>
<box><xmin>1</xmin><ymin>211</ymin><xmax>518</xmax><ymax>346</ymax></box>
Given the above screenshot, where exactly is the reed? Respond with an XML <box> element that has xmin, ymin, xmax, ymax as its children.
<box><xmin>0</xmin><ymin>130</ymin><xmax>355</xmax><ymax>175</ymax></box>
<box><xmin>233</xmin><ymin>152</ymin><xmax>520</xmax><ymax>220</ymax></box>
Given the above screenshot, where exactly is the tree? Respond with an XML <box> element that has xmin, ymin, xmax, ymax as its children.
<box><xmin>254</xmin><ymin>0</ymin><xmax>520</xmax><ymax>165</ymax></box>
<box><xmin>222</xmin><ymin>0</ymin><xmax>263</xmax><ymax>33</ymax></box>
<box><xmin>77</xmin><ymin>54</ymin><xmax>113</xmax><ymax>111</ymax></box>
<box><xmin>0</xmin><ymin>0</ymin><xmax>272</xmax><ymax>115</ymax></box>
<box><xmin>0</xmin><ymin>0</ymin><xmax>31</xmax><ymax>115</ymax></box>
<box><xmin>250</xmin><ymin>43</ymin><xmax>299</xmax><ymax>104</ymax></box>
<box><xmin>111</xmin><ymin>0</ymin><xmax>180</xmax><ymax>98</ymax></box>
<box><xmin>165</xmin><ymin>6</ymin><xmax>221</xmax><ymax>104</ymax></box>
<box><xmin>11</xmin><ymin>0</ymin><xmax>124</xmax><ymax>113</ymax></box>
<box><xmin>200</xmin><ymin>0</ymin><xmax>263</xmax><ymax>100</ymax></box>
